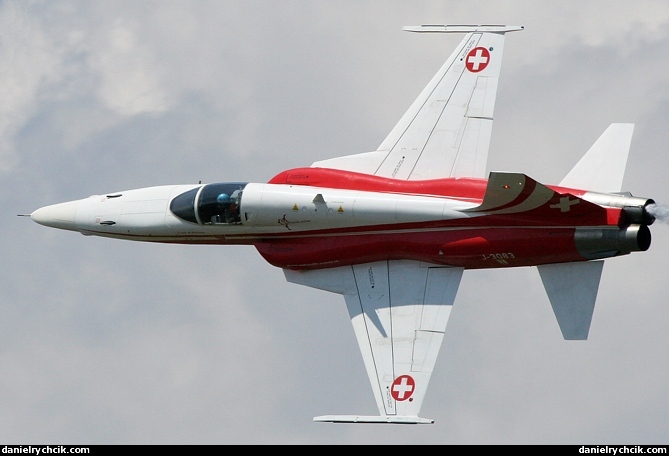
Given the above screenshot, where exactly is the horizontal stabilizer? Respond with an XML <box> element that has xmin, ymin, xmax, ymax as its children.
<box><xmin>313</xmin><ymin>415</ymin><xmax>434</xmax><ymax>424</ymax></box>
<box><xmin>537</xmin><ymin>261</ymin><xmax>604</xmax><ymax>340</ymax></box>
<box><xmin>559</xmin><ymin>123</ymin><xmax>634</xmax><ymax>193</ymax></box>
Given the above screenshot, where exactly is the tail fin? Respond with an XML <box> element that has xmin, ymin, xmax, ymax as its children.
<box><xmin>559</xmin><ymin>123</ymin><xmax>634</xmax><ymax>193</ymax></box>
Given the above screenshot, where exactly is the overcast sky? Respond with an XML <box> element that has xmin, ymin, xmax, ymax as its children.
<box><xmin>2</xmin><ymin>0</ymin><xmax>669</xmax><ymax>445</ymax></box>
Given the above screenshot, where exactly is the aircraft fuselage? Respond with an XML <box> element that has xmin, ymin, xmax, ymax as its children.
<box><xmin>30</xmin><ymin>167</ymin><xmax>653</xmax><ymax>271</ymax></box>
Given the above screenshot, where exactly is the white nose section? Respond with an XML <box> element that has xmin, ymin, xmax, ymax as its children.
<box><xmin>31</xmin><ymin>200</ymin><xmax>80</xmax><ymax>231</ymax></box>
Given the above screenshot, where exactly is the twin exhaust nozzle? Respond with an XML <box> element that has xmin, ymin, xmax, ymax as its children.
<box><xmin>620</xmin><ymin>202</ymin><xmax>656</xmax><ymax>226</ymax></box>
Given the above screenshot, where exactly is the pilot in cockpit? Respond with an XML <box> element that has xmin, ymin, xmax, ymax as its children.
<box><xmin>216</xmin><ymin>192</ymin><xmax>241</xmax><ymax>224</ymax></box>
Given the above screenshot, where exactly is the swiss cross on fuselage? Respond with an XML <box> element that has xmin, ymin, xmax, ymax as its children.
<box><xmin>390</xmin><ymin>375</ymin><xmax>416</xmax><ymax>401</ymax></box>
<box><xmin>466</xmin><ymin>47</ymin><xmax>490</xmax><ymax>73</ymax></box>
<box><xmin>550</xmin><ymin>196</ymin><xmax>581</xmax><ymax>212</ymax></box>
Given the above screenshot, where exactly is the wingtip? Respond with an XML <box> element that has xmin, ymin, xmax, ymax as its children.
<box><xmin>313</xmin><ymin>414</ymin><xmax>434</xmax><ymax>424</ymax></box>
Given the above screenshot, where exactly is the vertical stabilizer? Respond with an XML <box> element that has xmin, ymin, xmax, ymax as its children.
<box><xmin>537</xmin><ymin>261</ymin><xmax>604</xmax><ymax>340</ymax></box>
<box><xmin>559</xmin><ymin>123</ymin><xmax>634</xmax><ymax>193</ymax></box>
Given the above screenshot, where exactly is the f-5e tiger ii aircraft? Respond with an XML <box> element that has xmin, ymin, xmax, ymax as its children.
<box><xmin>28</xmin><ymin>25</ymin><xmax>657</xmax><ymax>424</ymax></box>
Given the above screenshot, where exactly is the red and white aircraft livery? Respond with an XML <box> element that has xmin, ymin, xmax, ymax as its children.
<box><xmin>28</xmin><ymin>25</ymin><xmax>656</xmax><ymax>424</ymax></box>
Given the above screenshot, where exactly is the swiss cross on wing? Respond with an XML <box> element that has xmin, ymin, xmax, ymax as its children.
<box><xmin>466</xmin><ymin>47</ymin><xmax>490</xmax><ymax>73</ymax></box>
<box><xmin>390</xmin><ymin>374</ymin><xmax>416</xmax><ymax>402</ymax></box>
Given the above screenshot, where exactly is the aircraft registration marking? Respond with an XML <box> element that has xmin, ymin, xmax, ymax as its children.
<box><xmin>482</xmin><ymin>252</ymin><xmax>515</xmax><ymax>260</ymax></box>
<box><xmin>482</xmin><ymin>253</ymin><xmax>515</xmax><ymax>264</ymax></box>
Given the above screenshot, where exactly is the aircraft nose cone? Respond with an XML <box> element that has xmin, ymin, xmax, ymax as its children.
<box><xmin>31</xmin><ymin>200</ymin><xmax>80</xmax><ymax>231</ymax></box>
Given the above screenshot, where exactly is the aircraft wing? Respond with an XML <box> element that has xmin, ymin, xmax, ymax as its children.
<box><xmin>312</xmin><ymin>25</ymin><xmax>523</xmax><ymax>180</ymax></box>
<box><xmin>284</xmin><ymin>260</ymin><xmax>464</xmax><ymax>423</ymax></box>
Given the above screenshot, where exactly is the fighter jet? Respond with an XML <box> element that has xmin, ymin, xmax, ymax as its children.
<box><xmin>28</xmin><ymin>25</ymin><xmax>656</xmax><ymax>424</ymax></box>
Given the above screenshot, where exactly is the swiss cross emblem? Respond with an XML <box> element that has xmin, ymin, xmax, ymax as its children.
<box><xmin>466</xmin><ymin>47</ymin><xmax>490</xmax><ymax>73</ymax></box>
<box><xmin>390</xmin><ymin>375</ymin><xmax>416</xmax><ymax>402</ymax></box>
<box><xmin>550</xmin><ymin>196</ymin><xmax>580</xmax><ymax>212</ymax></box>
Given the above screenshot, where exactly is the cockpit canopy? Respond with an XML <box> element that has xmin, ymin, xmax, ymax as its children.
<box><xmin>170</xmin><ymin>183</ymin><xmax>247</xmax><ymax>225</ymax></box>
